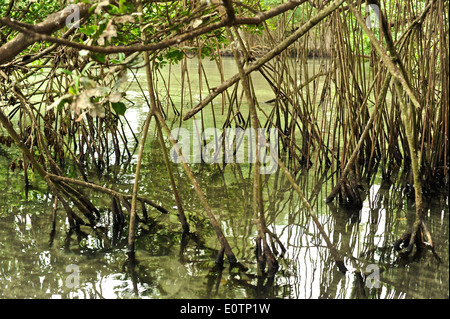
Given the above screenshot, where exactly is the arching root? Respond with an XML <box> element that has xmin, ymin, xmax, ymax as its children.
<box><xmin>393</xmin><ymin>212</ymin><xmax>438</xmax><ymax>259</ymax></box>
<box><xmin>255</xmin><ymin>227</ymin><xmax>286</xmax><ymax>278</ymax></box>
<box><xmin>326</xmin><ymin>176</ymin><xmax>363</xmax><ymax>209</ymax></box>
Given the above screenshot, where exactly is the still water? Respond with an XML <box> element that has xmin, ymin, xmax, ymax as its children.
<box><xmin>0</xmin><ymin>57</ymin><xmax>448</xmax><ymax>299</ymax></box>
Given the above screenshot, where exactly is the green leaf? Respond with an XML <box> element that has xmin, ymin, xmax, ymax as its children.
<box><xmin>80</xmin><ymin>25</ymin><xmax>97</xmax><ymax>36</ymax></box>
<box><xmin>81</xmin><ymin>61</ymin><xmax>96</xmax><ymax>75</ymax></box>
<box><xmin>166</xmin><ymin>48</ymin><xmax>184</xmax><ymax>63</ymax></box>
<box><xmin>111</xmin><ymin>102</ymin><xmax>126</xmax><ymax>115</ymax></box>
<box><xmin>92</xmin><ymin>52</ymin><xmax>106</xmax><ymax>64</ymax></box>
<box><xmin>88</xmin><ymin>3</ymin><xmax>98</xmax><ymax>14</ymax></box>
<box><xmin>58</xmin><ymin>68</ymin><xmax>73</xmax><ymax>76</ymax></box>
<box><xmin>68</xmin><ymin>86</ymin><xmax>77</xmax><ymax>95</ymax></box>
<box><xmin>111</xmin><ymin>53</ymin><xmax>125</xmax><ymax>64</ymax></box>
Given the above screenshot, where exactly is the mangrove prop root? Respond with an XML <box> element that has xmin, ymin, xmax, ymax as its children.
<box><xmin>394</xmin><ymin>213</ymin><xmax>438</xmax><ymax>258</ymax></box>
<box><xmin>327</xmin><ymin>177</ymin><xmax>363</xmax><ymax>209</ymax></box>
<box><xmin>254</xmin><ymin>233</ymin><xmax>280</xmax><ymax>277</ymax></box>
<box><xmin>350</xmin><ymin>2</ymin><xmax>438</xmax><ymax>255</ymax></box>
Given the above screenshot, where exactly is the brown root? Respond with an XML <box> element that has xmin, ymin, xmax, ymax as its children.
<box><xmin>326</xmin><ymin>177</ymin><xmax>363</xmax><ymax>209</ymax></box>
<box><xmin>394</xmin><ymin>215</ymin><xmax>438</xmax><ymax>259</ymax></box>
<box><xmin>255</xmin><ymin>229</ymin><xmax>282</xmax><ymax>278</ymax></box>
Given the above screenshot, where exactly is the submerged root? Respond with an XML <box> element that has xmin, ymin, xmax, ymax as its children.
<box><xmin>326</xmin><ymin>176</ymin><xmax>363</xmax><ymax>209</ymax></box>
<box><xmin>393</xmin><ymin>214</ymin><xmax>439</xmax><ymax>261</ymax></box>
<box><xmin>255</xmin><ymin>229</ymin><xmax>282</xmax><ymax>278</ymax></box>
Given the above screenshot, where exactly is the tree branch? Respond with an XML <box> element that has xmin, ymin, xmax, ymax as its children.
<box><xmin>0</xmin><ymin>3</ymin><xmax>91</xmax><ymax>65</ymax></box>
<box><xmin>0</xmin><ymin>1</ymin><xmax>305</xmax><ymax>65</ymax></box>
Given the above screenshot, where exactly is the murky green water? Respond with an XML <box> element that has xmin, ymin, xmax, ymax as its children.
<box><xmin>0</xmin><ymin>58</ymin><xmax>448</xmax><ymax>299</ymax></box>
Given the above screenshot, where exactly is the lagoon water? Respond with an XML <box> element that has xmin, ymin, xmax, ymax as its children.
<box><xmin>0</xmin><ymin>57</ymin><xmax>448</xmax><ymax>299</ymax></box>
